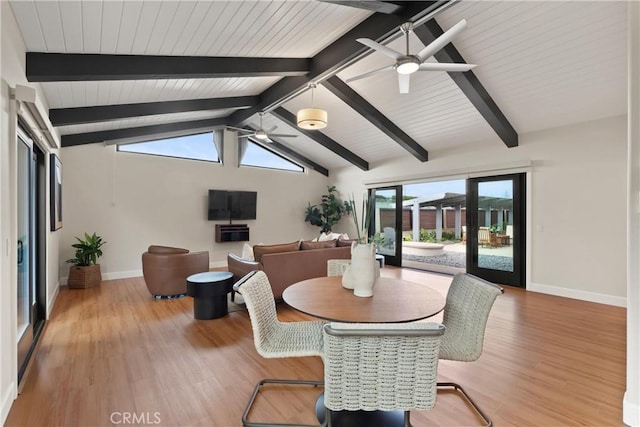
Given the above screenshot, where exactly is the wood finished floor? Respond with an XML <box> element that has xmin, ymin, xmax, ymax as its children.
<box><xmin>4</xmin><ymin>267</ymin><xmax>626</xmax><ymax>427</ymax></box>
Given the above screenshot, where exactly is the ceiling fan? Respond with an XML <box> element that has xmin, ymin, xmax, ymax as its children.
<box><xmin>346</xmin><ymin>19</ymin><xmax>476</xmax><ymax>94</ymax></box>
<box><xmin>227</xmin><ymin>113</ymin><xmax>298</xmax><ymax>143</ymax></box>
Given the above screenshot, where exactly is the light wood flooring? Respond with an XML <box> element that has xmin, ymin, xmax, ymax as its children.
<box><xmin>4</xmin><ymin>267</ymin><xmax>626</xmax><ymax>427</ymax></box>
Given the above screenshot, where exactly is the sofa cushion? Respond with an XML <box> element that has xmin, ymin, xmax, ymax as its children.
<box><xmin>148</xmin><ymin>245</ymin><xmax>189</xmax><ymax>254</ymax></box>
<box><xmin>253</xmin><ymin>241</ymin><xmax>300</xmax><ymax>263</ymax></box>
<box><xmin>337</xmin><ymin>239</ymin><xmax>358</xmax><ymax>247</ymax></box>
<box><xmin>301</xmin><ymin>239</ymin><xmax>337</xmax><ymax>250</ymax></box>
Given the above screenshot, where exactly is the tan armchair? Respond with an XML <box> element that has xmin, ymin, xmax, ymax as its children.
<box><xmin>142</xmin><ymin>245</ymin><xmax>209</xmax><ymax>299</ymax></box>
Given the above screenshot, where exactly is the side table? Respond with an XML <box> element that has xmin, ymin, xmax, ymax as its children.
<box><xmin>186</xmin><ymin>271</ymin><xmax>234</xmax><ymax>320</ymax></box>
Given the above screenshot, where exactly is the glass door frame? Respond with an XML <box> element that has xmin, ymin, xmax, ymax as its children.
<box><xmin>466</xmin><ymin>173</ymin><xmax>526</xmax><ymax>287</ymax></box>
<box><xmin>369</xmin><ymin>186</ymin><xmax>402</xmax><ymax>267</ymax></box>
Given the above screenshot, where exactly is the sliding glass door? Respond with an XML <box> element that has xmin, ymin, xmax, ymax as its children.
<box><xmin>17</xmin><ymin>127</ymin><xmax>46</xmax><ymax>384</ymax></box>
<box><xmin>466</xmin><ymin>173</ymin><xmax>525</xmax><ymax>287</ymax></box>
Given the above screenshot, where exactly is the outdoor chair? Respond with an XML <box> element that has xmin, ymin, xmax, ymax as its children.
<box><xmin>322</xmin><ymin>322</ymin><xmax>446</xmax><ymax>427</ymax></box>
<box><xmin>233</xmin><ymin>271</ymin><xmax>325</xmax><ymax>427</ymax></box>
<box><xmin>478</xmin><ymin>227</ymin><xmax>490</xmax><ymax>247</ymax></box>
<box><xmin>438</xmin><ymin>272</ymin><xmax>504</xmax><ymax>426</ymax></box>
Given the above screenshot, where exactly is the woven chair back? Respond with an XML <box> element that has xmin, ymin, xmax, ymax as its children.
<box><xmin>323</xmin><ymin>322</ymin><xmax>444</xmax><ymax>412</ymax></box>
<box><xmin>440</xmin><ymin>273</ymin><xmax>503</xmax><ymax>362</ymax></box>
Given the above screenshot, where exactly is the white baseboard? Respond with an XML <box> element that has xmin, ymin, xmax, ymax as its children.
<box><xmin>624</xmin><ymin>391</ymin><xmax>640</xmax><ymax>427</ymax></box>
<box><xmin>46</xmin><ymin>281</ymin><xmax>60</xmax><ymax>319</ymax></box>
<box><xmin>1</xmin><ymin>381</ymin><xmax>16</xmax><ymax>426</ymax></box>
<box><xmin>61</xmin><ymin>262</ymin><xmax>229</xmax><ymax>284</ymax></box>
<box><xmin>529</xmin><ymin>282</ymin><xmax>627</xmax><ymax>307</ymax></box>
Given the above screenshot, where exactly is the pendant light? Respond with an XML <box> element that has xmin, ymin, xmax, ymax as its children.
<box><xmin>296</xmin><ymin>83</ymin><xmax>327</xmax><ymax>130</ymax></box>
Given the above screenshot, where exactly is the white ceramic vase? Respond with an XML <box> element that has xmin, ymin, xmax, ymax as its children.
<box><xmin>350</xmin><ymin>241</ymin><xmax>377</xmax><ymax>297</ymax></box>
<box><xmin>341</xmin><ymin>263</ymin><xmax>355</xmax><ymax>289</ymax></box>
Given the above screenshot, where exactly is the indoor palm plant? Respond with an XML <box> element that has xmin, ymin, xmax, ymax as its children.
<box><xmin>66</xmin><ymin>232</ymin><xmax>107</xmax><ymax>288</ymax></box>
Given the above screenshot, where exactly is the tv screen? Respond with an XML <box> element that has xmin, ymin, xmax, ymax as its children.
<box><xmin>208</xmin><ymin>190</ymin><xmax>257</xmax><ymax>220</ymax></box>
<box><xmin>229</xmin><ymin>191</ymin><xmax>257</xmax><ymax>220</ymax></box>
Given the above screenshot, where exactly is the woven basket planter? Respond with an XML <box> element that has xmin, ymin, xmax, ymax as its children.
<box><xmin>68</xmin><ymin>264</ymin><xmax>102</xmax><ymax>289</ymax></box>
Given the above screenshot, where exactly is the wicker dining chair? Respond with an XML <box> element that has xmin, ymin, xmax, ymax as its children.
<box><xmin>438</xmin><ymin>272</ymin><xmax>504</xmax><ymax>427</ymax></box>
<box><xmin>322</xmin><ymin>322</ymin><xmax>446</xmax><ymax>427</ymax></box>
<box><xmin>233</xmin><ymin>271</ymin><xmax>325</xmax><ymax>427</ymax></box>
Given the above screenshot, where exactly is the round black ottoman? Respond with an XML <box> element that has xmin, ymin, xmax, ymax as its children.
<box><xmin>186</xmin><ymin>271</ymin><xmax>234</xmax><ymax>320</ymax></box>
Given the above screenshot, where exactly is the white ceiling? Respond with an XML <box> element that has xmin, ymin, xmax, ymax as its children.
<box><xmin>9</xmin><ymin>1</ymin><xmax>628</xmax><ymax>172</ymax></box>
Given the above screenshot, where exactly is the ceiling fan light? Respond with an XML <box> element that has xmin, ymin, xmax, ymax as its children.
<box><xmin>296</xmin><ymin>107</ymin><xmax>327</xmax><ymax>130</ymax></box>
<box><xmin>396</xmin><ymin>61</ymin><xmax>420</xmax><ymax>75</ymax></box>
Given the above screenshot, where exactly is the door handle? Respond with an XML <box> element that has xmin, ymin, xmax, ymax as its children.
<box><xmin>17</xmin><ymin>240</ymin><xmax>23</xmax><ymax>265</ymax></box>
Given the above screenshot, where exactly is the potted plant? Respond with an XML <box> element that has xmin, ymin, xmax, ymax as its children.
<box><xmin>66</xmin><ymin>232</ymin><xmax>107</xmax><ymax>289</ymax></box>
<box><xmin>304</xmin><ymin>185</ymin><xmax>352</xmax><ymax>235</ymax></box>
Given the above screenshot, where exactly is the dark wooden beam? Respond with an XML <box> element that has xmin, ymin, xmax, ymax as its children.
<box><xmin>228</xmin><ymin>1</ymin><xmax>445</xmax><ymax>126</ymax></box>
<box><xmin>413</xmin><ymin>20</ymin><xmax>518</xmax><ymax>148</ymax></box>
<box><xmin>50</xmin><ymin>96</ymin><xmax>259</xmax><ymax>126</ymax></box>
<box><xmin>26</xmin><ymin>53</ymin><xmax>310</xmax><ymax>82</ymax></box>
<box><xmin>61</xmin><ymin>117</ymin><xmax>227</xmax><ymax>147</ymax></box>
<box><xmin>316</xmin><ymin>1</ymin><xmax>405</xmax><ymax>14</ymax></box>
<box><xmin>322</xmin><ymin>75</ymin><xmax>428</xmax><ymax>161</ymax></box>
<box><xmin>271</xmin><ymin>107</ymin><xmax>369</xmax><ymax>171</ymax></box>
<box><xmin>266</xmin><ymin>140</ymin><xmax>330</xmax><ymax>177</ymax></box>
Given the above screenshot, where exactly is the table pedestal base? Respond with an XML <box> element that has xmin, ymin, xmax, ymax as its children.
<box><xmin>315</xmin><ymin>392</ymin><xmax>405</xmax><ymax>427</ymax></box>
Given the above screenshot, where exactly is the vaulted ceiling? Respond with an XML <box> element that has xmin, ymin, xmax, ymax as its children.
<box><xmin>9</xmin><ymin>1</ymin><xmax>628</xmax><ymax>175</ymax></box>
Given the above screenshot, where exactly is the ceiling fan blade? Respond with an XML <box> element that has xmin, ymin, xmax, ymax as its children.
<box><xmin>267</xmin><ymin>125</ymin><xmax>278</xmax><ymax>133</ymax></box>
<box><xmin>398</xmin><ymin>73</ymin><xmax>410</xmax><ymax>94</ymax></box>
<box><xmin>269</xmin><ymin>133</ymin><xmax>298</xmax><ymax>138</ymax></box>
<box><xmin>345</xmin><ymin>64</ymin><xmax>395</xmax><ymax>83</ymax></box>
<box><xmin>356</xmin><ymin>38</ymin><xmax>403</xmax><ymax>60</ymax></box>
<box><xmin>418</xmin><ymin>62</ymin><xmax>476</xmax><ymax>72</ymax></box>
<box><xmin>317</xmin><ymin>1</ymin><xmax>403</xmax><ymax>15</ymax></box>
<box><xmin>226</xmin><ymin>126</ymin><xmax>253</xmax><ymax>133</ymax></box>
<box><xmin>416</xmin><ymin>19</ymin><xmax>468</xmax><ymax>63</ymax></box>
<box><xmin>264</xmin><ymin>137</ymin><xmax>274</xmax><ymax>144</ymax></box>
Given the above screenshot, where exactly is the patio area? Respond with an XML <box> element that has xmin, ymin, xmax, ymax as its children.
<box><xmin>402</xmin><ymin>241</ymin><xmax>514</xmax><ymax>274</ymax></box>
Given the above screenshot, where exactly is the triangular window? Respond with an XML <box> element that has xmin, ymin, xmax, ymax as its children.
<box><xmin>117</xmin><ymin>132</ymin><xmax>219</xmax><ymax>163</ymax></box>
<box><xmin>239</xmin><ymin>139</ymin><xmax>303</xmax><ymax>172</ymax></box>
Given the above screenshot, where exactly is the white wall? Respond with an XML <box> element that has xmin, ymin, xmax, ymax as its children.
<box><xmin>333</xmin><ymin>115</ymin><xmax>628</xmax><ymax>305</ymax></box>
<box><xmin>625</xmin><ymin>1</ymin><xmax>640</xmax><ymax>424</ymax></box>
<box><xmin>59</xmin><ymin>132</ymin><xmax>330</xmax><ymax>280</ymax></box>
<box><xmin>1</xmin><ymin>2</ymin><xmax>61</xmax><ymax>424</ymax></box>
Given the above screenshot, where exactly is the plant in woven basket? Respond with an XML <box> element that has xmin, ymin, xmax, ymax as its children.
<box><xmin>66</xmin><ymin>232</ymin><xmax>106</xmax><ymax>288</ymax></box>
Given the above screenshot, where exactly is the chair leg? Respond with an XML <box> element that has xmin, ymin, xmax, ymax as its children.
<box><xmin>242</xmin><ymin>378</ymin><xmax>324</xmax><ymax>427</ymax></box>
<box><xmin>437</xmin><ymin>382</ymin><xmax>492</xmax><ymax>427</ymax></box>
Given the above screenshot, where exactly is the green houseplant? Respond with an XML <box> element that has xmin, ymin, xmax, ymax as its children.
<box><xmin>304</xmin><ymin>186</ymin><xmax>352</xmax><ymax>235</ymax></box>
<box><xmin>66</xmin><ymin>232</ymin><xmax>107</xmax><ymax>288</ymax></box>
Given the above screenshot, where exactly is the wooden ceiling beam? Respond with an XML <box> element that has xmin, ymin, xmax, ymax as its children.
<box><xmin>271</xmin><ymin>107</ymin><xmax>369</xmax><ymax>171</ymax></box>
<box><xmin>413</xmin><ymin>20</ymin><xmax>518</xmax><ymax>148</ymax></box>
<box><xmin>61</xmin><ymin>117</ymin><xmax>227</xmax><ymax>147</ymax></box>
<box><xmin>322</xmin><ymin>75</ymin><xmax>428</xmax><ymax>161</ymax></box>
<box><xmin>26</xmin><ymin>53</ymin><xmax>310</xmax><ymax>82</ymax></box>
<box><xmin>50</xmin><ymin>96</ymin><xmax>259</xmax><ymax>126</ymax></box>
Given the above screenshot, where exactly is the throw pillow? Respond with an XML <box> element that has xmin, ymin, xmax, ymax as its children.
<box><xmin>241</xmin><ymin>243</ymin><xmax>255</xmax><ymax>261</ymax></box>
<box><xmin>252</xmin><ymin>241</ymin><xmax>301</xmax><ymax>263</ymax></box>
<box><xmin>337</xmin><ymin>239</ymin><xmax>357</xmax><ymax>247</ymax></box>
<box><xmin>300</xmin><ymin>239</ymin><xmax>338</xmax><ymax>250</ymax></box>
<box><xmin>318</xmin><ymin>232</ymin><xmax>334</xmax><ymax>242</ymax></box>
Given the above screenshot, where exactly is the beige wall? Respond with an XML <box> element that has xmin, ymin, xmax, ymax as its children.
<box><xmin>332</xmin><ymin>115</ymin><xmax>628</xmax><ymax>305</ymax></box>
<box><xmin>59</xmin><ymin>132</ymin><xmax>330</xmax><ymax>279</ymax></box>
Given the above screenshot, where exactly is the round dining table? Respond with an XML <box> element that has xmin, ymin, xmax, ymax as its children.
<box><xmin>282</xmin><ymin>275</ymin><xmax>446</xmax><ymax>426</ymax></box>
<box><xmin>282</xmin><ymin>276</ymin><xmax>445</xmax><ymax>323</ymax></box>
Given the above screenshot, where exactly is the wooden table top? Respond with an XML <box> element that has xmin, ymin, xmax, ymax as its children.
<box><xmin>282</xmin><ymin>276</ymin><xmax>445</xmax><ymax>323</ymax></box>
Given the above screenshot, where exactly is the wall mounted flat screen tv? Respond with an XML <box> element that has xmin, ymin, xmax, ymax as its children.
<box><xmin>208</xmin><ymin>190</ymin><xmax>257</xmax><ymax>220</ymax></box>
